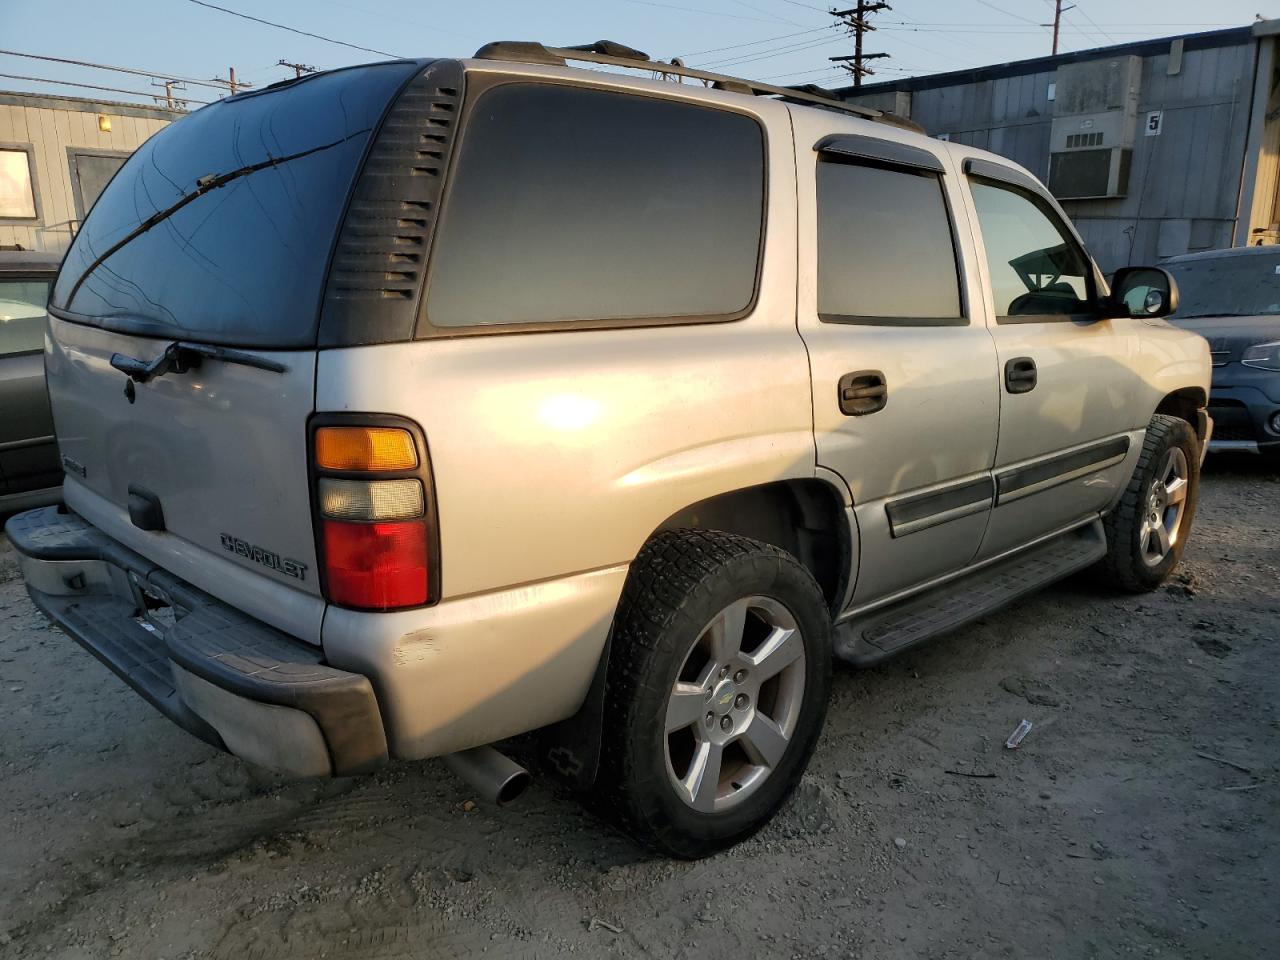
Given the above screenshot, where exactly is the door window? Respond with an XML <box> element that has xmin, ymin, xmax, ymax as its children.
<box><xmin>970</xmin><ymin>180</ymin><xmax>1095</xmax><ymax>321</ymax></box>
<box><xmin>0</xmin><ymin>279</ymin><xmax>50</xmax><ymax>355</ymax></box>
<box><xmin>816</xmin><ymin>158</ymin><xmax>963</xmax><ymax>324</ymax></box>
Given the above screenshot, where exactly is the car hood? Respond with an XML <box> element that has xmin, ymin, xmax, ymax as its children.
<box><xmin>1170</xmin><ymin>314</ymin><xmax>1279</xmax><ymax>338</ymax></box>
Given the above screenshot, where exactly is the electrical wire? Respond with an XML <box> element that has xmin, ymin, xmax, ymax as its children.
<box><xmin>676</xmin><ymin>25</ymin><xmax>835</xmax><ymax>59</ymax></box>
<box><xmin>0</xmin><ymin>72</ymin><xmax>210</xmax><ymax>105</ymax></box>
<box><xmin>184</xmin><ymin>0</ymin><xmax>401</xmax><ymax>58</ymax></box>
<box><xmin>622</xmin><ymin>0</ymin><xmax>780</xmax><ymax>25</ymax></box>
<box><xmin>0</xmin><ymin>49</ymin><xmax>237</xmax><ymax>90</ymax></box>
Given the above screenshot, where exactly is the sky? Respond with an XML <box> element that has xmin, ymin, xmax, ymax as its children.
<box><xmin>0</xmin><ymin>0</ymin><xmax>1273</xmax><ymax>109</ymax></box>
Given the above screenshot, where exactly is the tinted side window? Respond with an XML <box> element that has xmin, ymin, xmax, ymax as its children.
<box><xmin>970</xmin><ymin>181</ymin><xmax>1095</xmax><ymax>321</ymax></box>
<box><xmin>0</xmin><ymin>279</ymin><xmax>50</xmax><ymax>355</ymax></box>
<box><xmin>817</xmin><ymin>158</ymin><xmax>962</xmax><ymax>324</ymax></box>
<box><xmin>425</xmin><ymin>84</ymin><xmax>765</xmax><ymax>329</ymax></box>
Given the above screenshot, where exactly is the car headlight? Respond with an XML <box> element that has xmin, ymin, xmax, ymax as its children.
<box><xmin>1241</xmin><ymin>341</ymin><xmax>1280</xmax><ymax>372</ymax></box>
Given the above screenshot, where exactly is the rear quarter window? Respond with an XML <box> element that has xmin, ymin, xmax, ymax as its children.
<box><xmin>422</xmin><ymin>83</ymin><xmax>766</xmax><ymax>330</ymax></box>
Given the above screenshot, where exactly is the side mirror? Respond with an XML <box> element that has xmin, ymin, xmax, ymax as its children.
<box><xmin>1103</xmin><ymin>266</ymin><xmax>1180</xmax><ymax>319</ymax></box>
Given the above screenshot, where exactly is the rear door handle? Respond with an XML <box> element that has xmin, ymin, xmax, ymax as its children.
<box><xmin>1004</xmin><ymin>357</ymin><xmax>1037</xmax><ymax>394</ymax></box>
<box><xmin>838</xmin><ymin>370</ymin><xmax>888</xmax><ymax>416</ymax></box>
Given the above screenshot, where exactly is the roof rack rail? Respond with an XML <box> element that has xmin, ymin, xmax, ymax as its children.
<box><xmin>471</xmin><ymin>40</ymin><xmax>923</xmax><ymax>132</ymax></box>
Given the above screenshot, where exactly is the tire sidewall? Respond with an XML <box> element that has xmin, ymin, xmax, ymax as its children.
<box><xmin>1125</xmin><ymin>421</ymin><xmax>1199</xmax><ymax>588</ymax></box>
<box><xmin>625</xmin><ymin>550</ymin><xmax>831</xmax><ymax>857</ymax></box>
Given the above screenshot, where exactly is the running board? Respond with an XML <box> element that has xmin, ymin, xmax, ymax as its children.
<box><xmin>834</xmin><ymin>519</ymin><xmax>1107</xmax><ymax>667</ymax></box>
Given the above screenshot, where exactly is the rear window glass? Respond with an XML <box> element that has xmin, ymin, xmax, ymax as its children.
<box><xmin>53</xmin><ymin>61</ymin><xmax>420</xmax><ymax>348</ymax></box>
<box><xmin>817</xmin><ymin>159</ymin><xmax>962</xmax><ymax>323</ymax></box>
<box><xmin>0</xmin><ymin>279</ymin><xmax>50</xmax><ymax>355</ymax></box>
<box><xmin>424</xmin><ymin>84</ymin><xmax>765</xmax><ymax>329</ymax></box>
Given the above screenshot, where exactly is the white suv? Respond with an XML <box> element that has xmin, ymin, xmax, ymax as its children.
<box><xmin>7</xmin><ymin>41</ymin><xmax>1211</xmax><ymax>858</ymax></box>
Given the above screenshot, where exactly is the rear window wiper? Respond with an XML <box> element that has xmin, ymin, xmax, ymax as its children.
<box><xmin>110</xmin><ymin>340</ymin><xmax>287</xmax><ymax>383</ymax></box>
<box><xmin>64</xmin><ymin>134</ymin><xmax>362</xmax><ymax>310</ymax></box>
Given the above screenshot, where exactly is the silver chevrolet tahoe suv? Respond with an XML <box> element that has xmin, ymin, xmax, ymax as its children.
<box><xmin>7</xmin><ymin>42</ymin><xmax>1212</xmax><ymax>858</ymax></box>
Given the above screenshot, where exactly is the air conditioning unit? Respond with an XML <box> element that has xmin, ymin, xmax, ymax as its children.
<box><xmin>1047</xmin><ymin>56</ymin><xmax>1141</xmax><ymax>200</ymax></box>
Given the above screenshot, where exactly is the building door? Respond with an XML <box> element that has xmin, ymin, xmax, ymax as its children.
<box><xmin>69</xmin><ymin>150</ymin><xmax>129</xmax><ymax>220</ymax></box>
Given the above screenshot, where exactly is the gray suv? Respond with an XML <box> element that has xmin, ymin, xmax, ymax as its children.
<box><xmin>6</xmin><ymin>43</ymin><xmax>1212</xmax><ymax>858</ymax></box>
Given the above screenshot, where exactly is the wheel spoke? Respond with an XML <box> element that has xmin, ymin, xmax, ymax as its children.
<box><xmin>744</xmin><ymin>626</ymin><xmax>803</xmax><ymax>682</ymax></box>
<box><xmin>1154</xmin><ymin>524</ymin><xmax>1172</xmax><ymax>556</ymax></box>
<box><xmin>683</xmin><ymin>740</ymin><xmax>724</xmax><ymax>812</ymax></box>
<box><xmin>666</xmin><ymin>682</ymin><xmax>707</xmax><ymax>733</ymax></box>
<box><xmin>739</xmin><ymin>713</ymin><xmax>789</xmax><ymax>768</ymax></box>
<box><xmin>1165</xmin><ymin>475</ymin><xmax>1188</xmax><ymax>505</ymax></box>
<box><xmin>707</xmin><ymin>599</ymin><xmax>748</xmax><ymax>663</ymax></box>
<box><xmin>1160</xmin><ymin>449</ymin><xmax>1178</xmax><ymax>485</ymax></box>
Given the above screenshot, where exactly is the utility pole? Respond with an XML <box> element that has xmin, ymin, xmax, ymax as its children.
<box><xmin>830</xmin><ymin>1</ymin><xmax>891</xmax><ymax>89</ymax></box>
<box><xmin>278</xmin><ymin>59</ymin><xmax>317</xmax><ymax>78</ymax></box>
<box><xmin>1044</xmin><ymin>0</ymin><xmax>1076</xmax><ymax>55</ymax></box>
<box><xmin>149</xmin><ymin>78</ymin><xmax>189</xmax><ymax>110</ymax></box>
<box><xmin>208</xmin><ymin>67</ymin><xmax>251</xmax><ymax>98</ymax></box>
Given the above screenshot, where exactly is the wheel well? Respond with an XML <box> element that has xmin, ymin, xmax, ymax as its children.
<box><xmin>1155</xmin><ymin>387</ymin><xmax>1208</xmax><ymax>443</ymax></box>
<box><xmin>654</xmin><ymin>479</ymin><xmax>851</xmax><ymax>614</ymax></box>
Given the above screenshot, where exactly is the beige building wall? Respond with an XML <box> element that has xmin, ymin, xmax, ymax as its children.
<box><xmin>0</xmin><ymin>91</ymin><xmax>181</xmax><ymax>254</ymax></box>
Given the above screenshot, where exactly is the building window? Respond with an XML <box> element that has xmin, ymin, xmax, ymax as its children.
<box><xmin>817</xmin><ymin>157</ymin><xmax>964</xmax><ymax>325</ymax></box>
<box><xmin>0</xmin><ymin>146</ymin><xmax>38</xmax><ymax>220</ymax></box>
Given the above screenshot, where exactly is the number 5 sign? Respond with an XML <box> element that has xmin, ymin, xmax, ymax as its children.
<box><xmin>1145</xmin><ymin>111</ymin><xmax>1164</xmax><ymax>136</ymax></box>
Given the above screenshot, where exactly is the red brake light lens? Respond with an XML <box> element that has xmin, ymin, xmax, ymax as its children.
<box><xmin>321</xmin><ymin>519</ymin><xmax>428</xmax><ymax>610</ymax></box>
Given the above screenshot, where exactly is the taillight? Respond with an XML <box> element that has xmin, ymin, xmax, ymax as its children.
<box><xmin>311</xmin><ymin>420</ymin><xmax>438</xmax><ymax>610</ymax></box>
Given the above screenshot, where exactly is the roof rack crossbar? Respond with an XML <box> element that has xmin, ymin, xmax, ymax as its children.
<box><xmin>472</xmin><ymin>40</ymin><xmax>899</xmax><ymax>126</ymax></box>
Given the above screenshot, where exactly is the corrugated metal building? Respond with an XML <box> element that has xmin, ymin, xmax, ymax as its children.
<box><xmin>0</xmin><ymin>91</ymin><xmax>180</xmax><ymax>254</ymax></box>
<box><xmin>841</xmin><ymin>21</ymin><xmax>1280</xmax><ymax>270</ymax></box>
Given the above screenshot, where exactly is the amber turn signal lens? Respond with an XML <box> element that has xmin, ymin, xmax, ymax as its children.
<box><xmin>315</xmin><ymin>426</ymin><xmax>418</xmax><ymax>472</ymax></box>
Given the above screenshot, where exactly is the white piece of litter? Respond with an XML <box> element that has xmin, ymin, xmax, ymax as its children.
<box><xmin>1005</xmin><ymin>718</ymin><xmax>1033</xmax><ymax>749</ymax></box>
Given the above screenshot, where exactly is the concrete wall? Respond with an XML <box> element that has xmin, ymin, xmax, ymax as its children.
<box><xmin>844</xmin><ymin>32</ymin><xmax>1260</xmax><ymax>271</ymax></box>
<box><xmin>0</xmin><ymin>92</ymin><xmax>180</xmax><ymax>254</ymax></box>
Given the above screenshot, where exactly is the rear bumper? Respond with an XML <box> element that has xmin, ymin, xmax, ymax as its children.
<box><xmin>5</xmin><ymin>506</ymin><xmax>387</xmax><ymax>777</ymax></box>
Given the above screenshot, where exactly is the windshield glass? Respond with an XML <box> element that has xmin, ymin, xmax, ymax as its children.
<box><xmin>52</xmin><ymin>61</ymin><xmax>419</xmax><ymax>348</ymax></box>
<box><xmin>1167</xmin><ymin>251</ymin><xmax>1280</xmax><ymax>319</ymax></box>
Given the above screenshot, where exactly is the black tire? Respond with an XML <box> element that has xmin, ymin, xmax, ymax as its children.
<box><xmin>1099</xmin><ymin>414</ymin><xmax>1200</xmax><ymax>592</ymax></box>
<box><xmin>598</xmin><ymin>529</ymin><xmax>832</xmax><ymax>859</ymax></box>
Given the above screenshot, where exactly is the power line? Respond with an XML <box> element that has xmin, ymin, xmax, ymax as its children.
<box><xmin>184</xmin><ymin>0</ymin><xmax>401</xmax><ymax>58</ymax></box>
<box><xmin>0</xmin><ymin>48</ymin><xmax>242</xmax><ymax>91</ymax></box>
<box><xmin>676</xmin><ymin>25</ymin><xmax>834</xmax><ymax>59</ymax></box>
<box><xmin>622</xmin><ymin>0</ymin><xmax>781</xmax><ymax>25</ymax></box>
<box><xmin>702</xmin><ymin>34</ymin><xmax>846</xmax><ymax>69</ymax></box>
<box><xmin>971</xmin><ymin>0</ymin><xmax>1045</xmax><ymax>26</ymax></box>
<box><xmin>1072</xmin><ymin>2</ymin><xmax>1120</xmax><ymax>44</ymax></box>
<box><xmin>0</xmin><ymin>72</ymin><xmax>210</xmax><ymax>105</ymax></box>
<box><xmin>730</xmin><ymin>0</ymin><xmax>804</xmax><ymax>26</ymax></box>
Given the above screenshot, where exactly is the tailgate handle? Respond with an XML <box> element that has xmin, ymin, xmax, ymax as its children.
<box><xmin>838</xmin><ymin>370</ymin><xmax>888</xmax><ymax>416</ymax></box>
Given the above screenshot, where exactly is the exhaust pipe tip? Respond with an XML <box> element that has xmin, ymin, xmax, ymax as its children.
<box><xmin>442</xmin><ymin>745</ymin><xmax>531</xmax><ymax>806</ymax></box>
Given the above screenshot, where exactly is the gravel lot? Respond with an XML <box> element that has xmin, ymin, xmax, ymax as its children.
<box><xmin>1</xmin><ymin>457</ymin><xmax>1277</xmax><ymax>960</ymax></box>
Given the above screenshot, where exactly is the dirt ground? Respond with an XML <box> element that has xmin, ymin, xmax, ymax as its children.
<box><xmin>1</xmin><ymin>457</ymin><xmax>1277</xmax><ymax>960</ymax></box>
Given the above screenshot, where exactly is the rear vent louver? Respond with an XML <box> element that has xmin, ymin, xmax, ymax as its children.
<box><xmin>318</xmin><ymin>59</ymin><xmax>464</xmax><ymax>346</ymax></box>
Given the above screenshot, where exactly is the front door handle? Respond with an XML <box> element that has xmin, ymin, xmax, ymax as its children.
<box><xmin>838</xmin><ymin>370</ymin><xmax>888</xmax><ymax>416</ymax></box>
<box><xmin>1005</xmin><ymin>357</ymin><xmax>1037</xmax><ymax>394</ymax></box>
